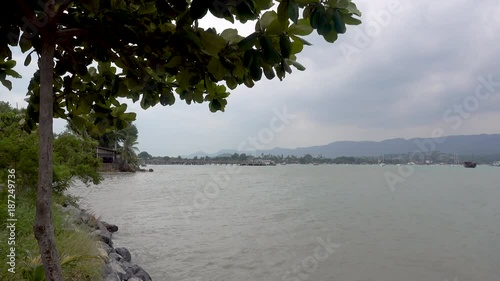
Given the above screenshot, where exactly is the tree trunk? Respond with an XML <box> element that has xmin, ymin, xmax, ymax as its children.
<box><xmin>34</xmin><ymin>30</ymin><xmax>64</xmax><ymax>280</ymax></box>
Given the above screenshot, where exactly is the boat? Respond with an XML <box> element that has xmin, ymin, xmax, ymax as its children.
<box><xmin>463</xmin><ymin>161</ymin><xmax>477</xmax><ymax>168</ymax></box>
<box><xmin>491</xmin><ymin>161</ymin><xmax>500</xmax><ymax>167</ymax></box>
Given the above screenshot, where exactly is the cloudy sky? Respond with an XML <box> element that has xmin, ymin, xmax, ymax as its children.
<box><xmin>2</xmin><ymin>0</ymin><xmax>500</xmax><ymax>156</ymax></box>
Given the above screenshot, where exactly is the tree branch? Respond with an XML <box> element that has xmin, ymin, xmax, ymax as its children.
<box><xmin>55</xmin><ymin>0</ymin><xmax>75</xmax><ymax>19</ymax></box>
<box><xmin>16</xmin><ymin>0</ymin><xmax>37</xmax><ymax>27</ymax></box>
<box><xmin>55</xmin><ymin>28</ymin><xmax>88</xmax><ymax>40</ymax></box>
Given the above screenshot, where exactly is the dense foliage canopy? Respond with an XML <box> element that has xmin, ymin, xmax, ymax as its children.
<box><xmin>1</xmin><ymin>0</ymin><xmax>361</xmax><ymax>130</ymax></box>
<box><xmin>0</xmin><ymin>102</ymin><xmax>101</xmax><ymax>193</ymax></box>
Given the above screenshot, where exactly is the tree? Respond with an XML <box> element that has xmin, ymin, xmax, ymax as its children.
<box><xmin>138</xmin><ymin>151</ymin><xmax>153</xmax><ymax>159</ymax></box>
<box><xmin>119</xmin><ymin>134</ymin><xmax>140</xmax><ymax>169</ymax></box>
<box><xmin>1</xmin><ymin>1</ymin><xmax>361</xmax><ymax>280</ymax></box>
<box><xmin>0</xmin><ymin>102</ymin><xmax>101</xmax><ymax>193</ymax></box>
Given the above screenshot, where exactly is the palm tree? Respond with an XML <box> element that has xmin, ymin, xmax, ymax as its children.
<box><xmin>119</xmin><ymin>135</ymin><xmax>139</xmax><ymax>169</ymax></box>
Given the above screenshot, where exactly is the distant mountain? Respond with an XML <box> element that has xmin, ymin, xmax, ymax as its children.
<box><xmin>185</xmin><ymin>134</ymin><xmax>500</xmax><ymax>158</ymax></box>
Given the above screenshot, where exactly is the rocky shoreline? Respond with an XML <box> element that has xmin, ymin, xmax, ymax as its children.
<box><xmin>60</xmin><ymin>203</ymin><xmax>153</xmax><ymax>281</ymax></box>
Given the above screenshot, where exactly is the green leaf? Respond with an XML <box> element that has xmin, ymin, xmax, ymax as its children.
<box><xmin>288</xmin><ymin>19</ymin><xmax>314</xmax><ymax>36</ymax></box>
<box><xmin>1</xmin><ymin>79</ymin><xmax>12</xmax><ymax>90</ymax></box>
<box><xmin>289</xmin><ymin>3</ymin><xmax>299</xmax><ymax>23</ymax></box>
<box><xmin>277</xmin><ymin>1</ymin><xmax>289</xmax><ymax>23</ymax></box>
<box><xmin>322</xmin><ymin>29</ymin><xmax>338</xmax><ymax>43</ymax></box>
<box><xmin>200</xmin><ymin>30</ymin><xmax>226</xmax><ymax>56</ymax></box>
<box><xmin>260</xmin><ymin>11</ymin><xmax>278</xmax><ymax>29</ymax></box>
<box><xmin>290</xmin><ymin>39</ymin><xmax>304</xmax><ymax>54</ymax></box>
<box><xmin>274</xmin><ymin>64</ymin><xmax>285</xmax><ymax>80</ymax></box>
<box><xmin>209</xmin><ymin>99</ymin><xmax>222</xmax><ymax>112</ymax></box>
<box><xmin>310</xmin><ymin>6</ymin><xmax>327</xmax><ymax>29</ymax></box>
<box><xmin>259</xmin><ymin>35</ymin><xmax>281</xmax><ymax>64</ymax></box>
<box><xmin>220</xmin><ymin>29</ymin><xmax>242</xmax><ymax>44</ymax></box>
<box><xmin>295</xmin><ymin>0</ymin><xmax>319</xmax><ymax>4</ymax></box>
<box><xmin>289</xmin><ymin>60</ymin><xmax>306</xmax><ymax>71</ymax></box>
<box><xmin>159</xmin><ymin>90</ymin><xmax>175</xmax><ymax>106</ymax></box>
<box><xmin>137</xmin><ymin>1</ymin><xmax>157</xmax><ymax>15</ymax></box>
<box><xmin>249</xmin><ymin>58</ymin><xmax>262</xmax><ymax>81</ymax></box>
<box><xmin>343</xmin><ymin>14</ymin><xmax>362</xmax><ymax>25</ymax></box>
<box><xmin>226</xmin><ymin>78</ymin><xmax>238</xmax><ymax>90</ymax></box>
<box><xmin>81</xmin><ymin>0</ymin><xmax>100</xmax><ymax>13</ymax></box>
<box><xmin>303</xmin><ymin>5</ymin><xmax>314</xmax><ymax>18</ymax></box>
<box><xmin>235</xmin><ymin>0</ymin><xmax>257</xmax><ymax>23</ymax></box>
<box><xmin>330</xmin><ymin>0</ymin><xmax>349</xmax><ymax>9</ymax></box>
<box><xmin>262</xmin><ymin>64</ymin><xmax>275</xmax><ymax>79</ymax></box>
<box><xmin>254</xmin><ymin>0</ymin><xmax>274</xmax><ymax>10</ymax></box>
<box><xmin>238</xmin><ymin>32</ymin><xmax>259</xmax><ymax>50</ymax></box>
<box><xmin>291</xmin><ymin>35</ymin><xmax>313</xmax><ymax>46</ymax></box>
<box><xmin>71</xmin><ymin>115</ymin><xmax>86</xmax><ymax>129</ymax></box>
<box><xmin>190</xmin><ymin>0</ymin><xmax>209</xmax><ymax>20</ymax></box>
<box><xmin>333</xmin><ymin>9</ymin><xmax>346</xmax><ymax>33</ymax></box>
<box><xmin>279</xmin><ymin>34</ymin><xmax>292</xmax><ymax>58</ymax></box>
<box><xmin>5</xmin><ymin>69</ymin><xmax>22</xmax><ymax>78</ymax></box>
<box><xmin>266</xmin><ymin>18</ymin><xmax>287</xmax><ymax>35</ymax></box>
<box><xmin>281</xmin><ymin>58</ymin><xmax>292</xmax><ymax>74</ymax></box>
<box><xmin>346</xmin><ymin>1</ymin><xmax>362</xmax><ymax>16</ymax></box>
<box><xmin>208</xmin><ymin>57</ymin><xmax>227</xmax><ymax>80</ymax></box>
<box><xmin>19</xmin><ymin>36</ymin><xmax>32</xmax><ymax>53</ymax></box>
<box><xmin>121</xmin><ymin>112</ymin><xmax>137</xmax><ymax>122</ymax></box>
<box><xmin>5</xmin><ymin>60</ymin><xmax>16</xmax><ymax>68</ymax></box>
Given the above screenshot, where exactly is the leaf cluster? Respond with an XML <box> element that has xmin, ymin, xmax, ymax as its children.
<box><xmin>1</xmin><ymin>0</ymin><xmax>361</xmax><ymax>131</ymax></box>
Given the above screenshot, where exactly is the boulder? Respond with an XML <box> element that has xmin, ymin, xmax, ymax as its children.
<box><xmin>130</xmin><ymin>264</ymin><xmax>152</xmax><ymax>281</ymax></box>
<box><xmin>97</xmin><ymin>247</ymin><xmax>109</xmax><ymax>262</ymax></box>
<box><xmin>99</xmin><ymin>241</ymin><xmax>114</xmax><ymax>254</ymax></box>
<box><xmin>92</xmin><ymin>229</ymin><xmax>113</xmax><ymax>247</ymax></box>
<box><xmin>109</xmin><ymin>260</ymin><xmax>133</xmax><ymax>281</ymax></box>
<box><xmin>109</xmin><ymin>252</ymin><xmax>124</xmax><ymax>262</ymax></box>
<box><xmin>102</xmin><ymin>221</ymin><xmax>119</xmax><ymax>233</ymax></box>
<box><xmin>104</xmin><ymin>272</ymin><xmax>120</xmax><ymax>281</ymax></box>
<box><xmin>115</xmin><ymin>247</ymin><xmax>132</xmax><ymax>263</ymax></box>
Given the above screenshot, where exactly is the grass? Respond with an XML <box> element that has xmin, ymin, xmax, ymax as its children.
<box><xmin>0</xmin><ymin>188</ymin><xmax>104</xmax><ymax>281</ymax></box>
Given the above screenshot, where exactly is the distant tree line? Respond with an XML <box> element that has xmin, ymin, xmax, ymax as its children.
<box><xmin>137</xmin><ymin>151</ymin><xmax>500</xmax><ymax>165</ymax></box>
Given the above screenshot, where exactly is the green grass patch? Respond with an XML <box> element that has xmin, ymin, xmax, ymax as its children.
<box><xmin>0</xmin><ymin>189</ymin><xmax>104</xmax><ymax>281</ymax></box>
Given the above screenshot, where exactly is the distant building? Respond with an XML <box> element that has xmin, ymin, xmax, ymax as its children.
<box><xmin>96</xmin><ymin>147</ymin><xmax>120</xmax><ymax>171</ymax></box>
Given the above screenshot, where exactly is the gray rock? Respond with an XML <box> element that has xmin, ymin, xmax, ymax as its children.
<box><xmin>105</xmin><ymin>272</ymin><xmax>120</xmax><ymax>281</ymax></box>
<box><xmin>99</xmin><ymin>241</ymin><xmax>114</xmax><ymax>254</ymax></box>
<box><xmin>108</xmin><ymin>261</ymin><xmax>126</xmax><ymax>279</ymax></box>
<box><xmin>96</xmin><ymin>220</ymin><xmax>107</xmax><ymax>231</ymax></box>
<box><xmin>109</xmin><ymin>260</ymin><xmax>133</xmax><ymax>281</ymax></box>
<box><xmin>92</xmin><ymin>229</ymin><xmax>113</xmax><ymax>247</ymax></box>
<box><xmin>102</xmin><ymin>221</ymin><xmax>119</xmax><ymax>233</ymax></box>
<box><xmin>128</xmin><ymin>278</ymin><xmax>144</xmax><ymax>281</ymax></box>
<box><xmin>79</xmin><ymin>210</ymin><xmax>93</xmax><ymax>224</ymax></box>
<box><xmin>102</xmin><ymin>262</ymin><xmax>114</xmax><ymax>276</ymax></box>
<box><xmin>130</xmin><ymin>264</ymin><xmax>152</xmax><ymax>281</ymax></box>
<box><xmin>115</xmin><ymin>247</ymin><xmax>132</xmax><ymax>263</ymax></box>
<box><xmin>109</xmin><ymin>252</ymin><xmax>124</xmax><ymax>262</ymax></box>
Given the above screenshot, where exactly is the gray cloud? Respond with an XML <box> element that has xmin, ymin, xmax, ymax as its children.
<box><xmin>2</xmin><ymin>0</ymin><xmax>500</xmax><ymax>156</ymax></box>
